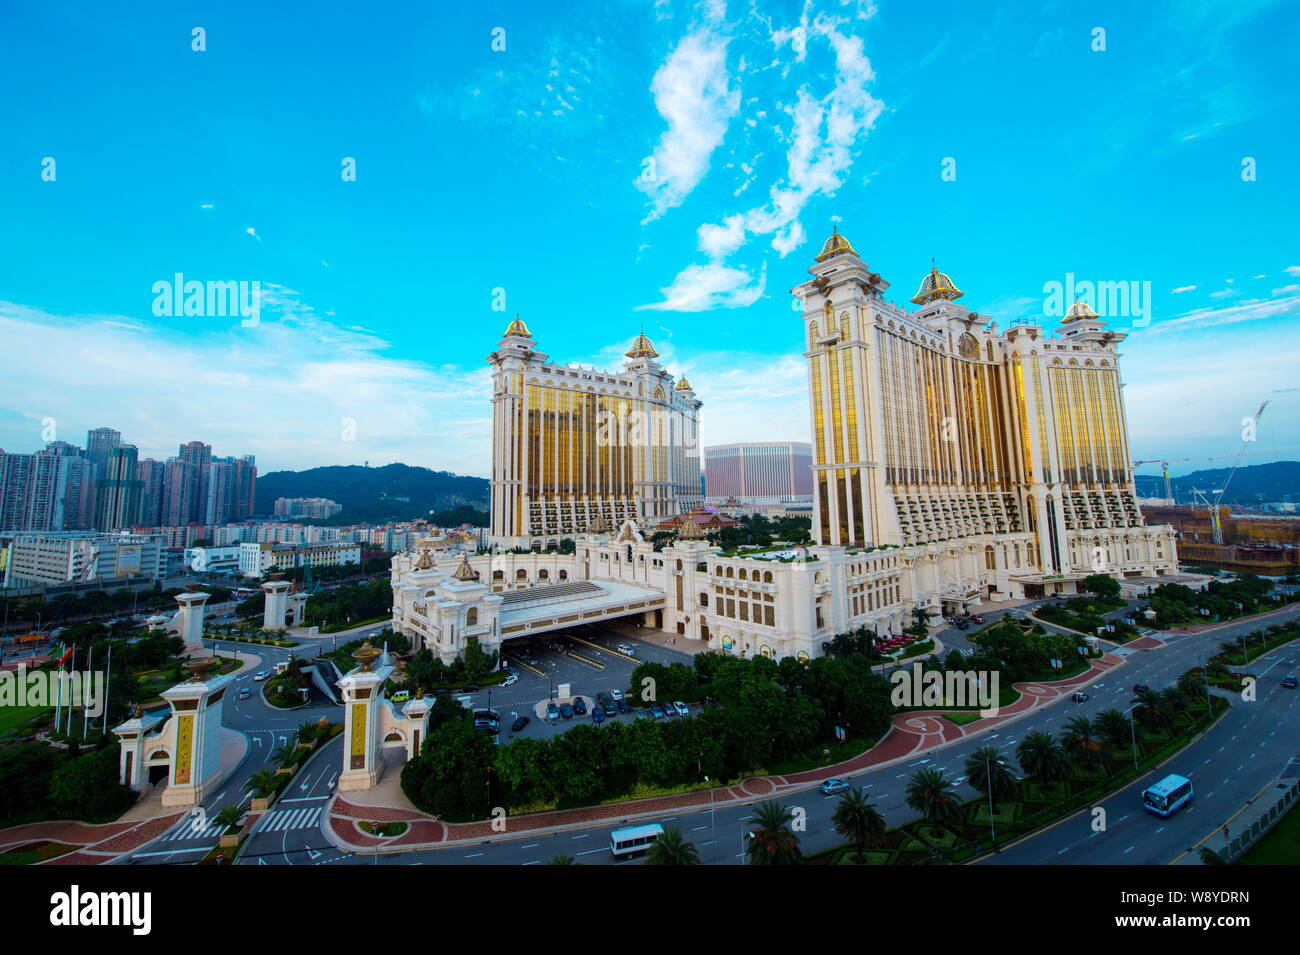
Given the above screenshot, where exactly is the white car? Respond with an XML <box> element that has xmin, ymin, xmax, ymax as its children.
<box><xmin>610</xmin><ymin>689</ymin><xmax>624</xmax><ymax>701</ymax></box>
<box><xmin>501</xmin><ymin>673</ymin><xmax>519</xmax><ymax>687</ymax></box>
<box><xmin>253</xmin><ymin>670</ymin><xmax>269</xmax><ymax>682</ymax></box>
<box><xmin>673</xmin><ymin>701</ymin><xmax>690</xmax><ymax>717</ymax></box>
<box><xmin>617</xmin><ymin>644</ymin><xmax>637</xmax><ymax>656</ymax></box>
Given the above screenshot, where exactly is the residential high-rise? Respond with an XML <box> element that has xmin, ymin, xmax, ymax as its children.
<box><xmin>85</xmin><ymin>427</ymin><xmax>122</xmax><ymax>473</ymax></box>
<box><xmin>793</xmin><ymin>227</ymin><xmax>1173</xmax><ymax>589</ymax></box>
<box><xmin>93</xmin><ymin>444</ymin><xmax>143</xmax><ymax>530</ymax></box>
<box><xmin>178</xmin><ymin>441</ymin><xmax>213</xmax><ymax>524</ymax></box>
<box><xmin>161</xmin><ymin>457</ymin><xmax>195</xmax><ymax>527</ymax></box>
<box><xmin>704</xmin><ymin>442</ymin><xmax>814</xmax><ymax>503</ymax></box>
<box><xmin>137</xmin><ymin>457</ymin><xmax>167</xmax><ymax>527</ymax></box>
<box><xmin>487</xmin><ymin>317</ymin><xmax>702</xmax><ymax>548</ymax></box>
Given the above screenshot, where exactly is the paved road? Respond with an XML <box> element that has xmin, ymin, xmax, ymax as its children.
<box><xmin>120</xmin><ymin>598</ymin><xmax>1300</xmax><ymax>866</ymax></box>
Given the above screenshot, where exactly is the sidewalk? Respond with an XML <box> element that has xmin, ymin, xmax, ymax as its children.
<box><xmin>1174</xmin><ymin>777</ymin><xmax>1300</xmax><ymax>864</ymax></box>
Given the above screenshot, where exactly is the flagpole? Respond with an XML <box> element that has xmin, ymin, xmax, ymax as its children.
<box><xmin>52</xmin><ymin>641</ymin><xmax>63</xmax><ymax>731</ymax></box>
<box><xmin>83</xmin><ymin>645</ymin><xmax>93</xmax><ymax>739</ymax></box>
<box><xmin>102</xmin><ymin>645</ymin><xmax>112</xmax><ymax>734</ymax></box>
<box><xmin>65</xmin><ymin>644</ymin><xmax>76</xmax><ymax>736</ymax></box>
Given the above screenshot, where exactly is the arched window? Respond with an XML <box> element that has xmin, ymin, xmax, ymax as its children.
<box><xmin>559</xmin><ymin>569</ymin><xmax>568</xmax><ymax>580</ymax></box>
<box><xmin>539</xmin><ymin>569</ymin><xmax>549</xmax><ymax>580</ymax></box>
<box><xmin>699</xmin><ymin>593</ymin><xmax>708</xmax><ymax>607</ymax></box>
<box><xmin>466</xmin><ymin>608</ymin><xmax>478</xmax><ymax>626</ymax></box>
<box><xmin>492</xmin><ymin>570</ymin><xmax>504</xmax><ymax>581</ymax></box>
<box><xmin>516</xmin><ymin>569</ymin><xmax>527</xmax><ymax>580</ymax></box>
<box><xmin>764</xmin><ymin>571</ymin><xmax>773</xmax><ymax>583</ymax></box>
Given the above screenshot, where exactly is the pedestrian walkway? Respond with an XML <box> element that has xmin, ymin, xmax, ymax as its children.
<box><xmin>156</xmin><ymin>818</ymin><xmax>229</xmax><ymax>842</ymax></box>
<box><xmin>255</xmin><ymin>804</ymin><xmax>325</xmax><ymax>833</ymax></box>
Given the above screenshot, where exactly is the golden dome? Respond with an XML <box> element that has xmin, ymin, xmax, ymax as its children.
<box><xmin>626</xmin><ymin>332</ymin><xmax>659</xmax><ymax>359</ymax></box>
<box><xmin>814</xmin><ymin>225</ymin><xmax>858</xmax><ymax>262</ymax></box>
<box><xmin>674</xmin><ymin>376</ymin><xmax>693</xmax><ymax>391</ymax></box>
<box><xmin>910</xmin><ymin>264</ymin><xmax>964</xmax><ymax>305</ymax></box>
<box><xmin>1063</xmin><ymin>300</ymin><xmax>1100</xmax><ymax>323</ymax></box>
<box><xmin>503</xmin><ymin>315</ymin><xmax>532</xmax><ymax>338</ymax></box>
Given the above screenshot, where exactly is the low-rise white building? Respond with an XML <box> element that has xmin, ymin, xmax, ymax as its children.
<box><xmin>238</xmin><ymin>540</ymin><xmax>362</xmax><ymax>578</ymax></box>
<box><xmin>3</xmin><ymin>531</ymin><xmax>165</xmax><ymax>588</ymax></box>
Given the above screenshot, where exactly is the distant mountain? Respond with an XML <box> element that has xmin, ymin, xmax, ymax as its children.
<box><xmin>255</xmin><ymin>464</ymin><xmax>489</xmax><ymax>524</ymax></box>
<box><xmin>1135</xmin><ymin>461</ymin><xmax>1300</xmax><ymax>505</ymax></box>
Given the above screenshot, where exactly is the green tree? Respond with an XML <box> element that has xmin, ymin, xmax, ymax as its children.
<box><xmin>831</xmin><ymin>787</ymin><xmax>887</xmax><ymax>862</ymax></box>
<box><xmin>746</xmin><ymin>801</ymin><xmax>802</xmax><ymax>865</ymax></box>
<box><xmin>1059</xmin><ymin>716</ymin><xmax>1105</xmax><ymax>767</ymax></box>
<box><xmin>1082</xmin><ymin>574</ymin><xmax>1121</xmax><ymax>599</ymax></box>
<box><xmin>644</xmin><ymin>827</ymin><xmax>701</xmax><ymax>865</ymax></box>
<box><xmin>905</xmin><ymin>767</ymin><xmax>962</xmax><ymax>825</ymax></box>
<box><xmin>1016</xmin><ymin>731</ymin><xmax>1072</xmax><ymax>782</ymax></box>
<box><xmin>1095</xmin><ymin>708</ymin><xmax>1132</xmax><ymax>749</ymax></box>
<box><xmin>48</xmin><ymin>749</ymin><xmax>133</xmax><ymax>818</ymax></box>
<box><xmin>215</xmin><ymin>805</ymin><xmax>244</xmax><ymax>830</ymax></box>
<box><xmin>963</xmin><ymin>745</ymin><xmax>1017</xmax><ymax>808</ymax></box>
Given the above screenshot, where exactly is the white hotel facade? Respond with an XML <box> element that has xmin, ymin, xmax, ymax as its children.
<box><xmin>391</xmin><ymin>231</ymin><xmax>1179</xmax><ymax>663</ymax></box>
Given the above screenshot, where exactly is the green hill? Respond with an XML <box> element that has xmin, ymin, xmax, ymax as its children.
<box><xmin>1135</xmin><ymin>461</ymin><xmax>1300</xmax><ymax>505</ymax></box>
<box><xmin>255</xmin><ymin>464</ymin><xmax>489</xmax><ymax>524</ymax></box>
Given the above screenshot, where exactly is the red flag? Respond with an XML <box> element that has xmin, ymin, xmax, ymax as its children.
<box><xmin>57</xmin><ymin>644</ymin><xmax>74</xmax><ymax>667</ymax></box>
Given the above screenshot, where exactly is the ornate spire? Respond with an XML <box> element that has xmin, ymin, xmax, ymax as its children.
<box><xmin>452</xmin><ymin>554</ymin><xmax>478</xmax><ymax>581</ymax></box>
<box><xmin>814</xmin><ymin>225</ymin><xmax>859</xmax><ymax>262</ymax></box>
<box><xmin>677</xmin><ymin>515</ymin><xmax>706</xmax><ymax>540</ymax></box>
<box><xmin>413</xmin><ymin>548</ymin><xmax>434</xmax><ymax>571</ymax></box>
<box><xmin>1063</xmin><ymin>299</ymin><xmax>1100</xmax><ymax>323</ymax></box>
<box><xmin>503</xmin><ymin>314</ymin><xmax>532</xmax><ymax>338</ymax></box>
<box><xmin>626</xmin><ymin>330</ymin><xmax>659</xmax><ymax>359</ymax></box>
<box><xmin>910</xmin><ymin>262</ymin><xmax>964</xmax><ymax>305</ymax></box>
<box><xmin>674</xmin><ymin>376</ymin><xmax>693</xmax><ymax>391</ymax></box>
<box><xmin>587</xmin><ymin>514</ymin><xmax>611</xmax><ymax>534</ymax></box>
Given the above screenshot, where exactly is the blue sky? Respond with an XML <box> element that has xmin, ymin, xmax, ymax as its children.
<box><xmin>0</xmin><ymin>0</ymin><xmax>1296</xmax><ymax>478</ymax></box>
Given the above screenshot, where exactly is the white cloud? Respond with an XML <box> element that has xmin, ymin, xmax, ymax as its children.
<box><xmin>1285</xmin><ymin>265</ymin><xmax>1300</xmax><ymax>276</ymax></box>
<box><xmin>636</xmin><ymin>8</ymin><xmax>739</xmax><ymax>222</ymax></box>
<box><xmin>0</xmin><ymin>300</ymin><xmax>493</xmax><ymax>476</ymax></box>
<box><xmin>1170</xmin><ymin>285</ymin><xmax>1197</xmax><ymax>294</ymax></box>
<box><xmin>636</xmin><ymin>262</ymin><xmax>766</xmax><ymax>312</ymax></box>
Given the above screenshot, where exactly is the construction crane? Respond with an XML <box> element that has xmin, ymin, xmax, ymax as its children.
<box><xmin>1187</xmin><ymin>400</ymin><xmax>1271</xmax><ymax>545</ymax></box>
<box><xmin>1130</xmin><ymin>456</ymin><xmax>1226</xmax><ymax>504</ymax></box>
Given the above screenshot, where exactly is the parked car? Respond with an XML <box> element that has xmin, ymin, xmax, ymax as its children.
<box><xmin>546</xmin><ymin>701</ymin><xmax>559</xmax><ymax>720</ymax></box>
<box><xmin>474</xmin><ymin>708</ymin><xmax>501</xmax><ymax>722</ymax></box>
<box><xmin>572</xmin><ymin>697</ymin><xmax>588</xmax><ymax>716</ymax></box>
<box><xmin>1072</xmin><ymin>691</ymin><xmax>1090</xmax><ymax>703</ymax></box>
<box><xmin>559</xmin><ymin>703</ymin><xmax>575</xmax><ymax>719</ymax></box>
<box><xmin>474</xmin><ymin>724</ymin><xmax>499</xmax><ymax>736</ymax></box>
<box><xmin>460</xmin><ymin>684</ymin><xmax>480</xmax><ymax>694</ymax></box>
<box><xmin>592</xmin><ymin>707</ymin><xmax>605</xmax><ymax>724</ymax></box>
<box><xmin>661</xmin><ymin>701</ymin><xmax>676</xmax><ymax>717</ymax></box>
<box><xmin>673</xmin><ymin>701</ymin><xmax>690</xmax><ymax>717</ymax></box>
<box><xmin>955</xmin><ymin>620</ymin><xmax>970</xmax><ymax>630</ymax></box>
<box><xmin>1283</xmin><ymin>675</ymin><xmax>1298</xmax><ymax>689</ymax></box>
<box><xmin>473</xmin><ymin>718</ymin><xmax>497</xmax><ymax>729</ymax></box>
<box><xmin>971</xmin><ymin>615</ymin><xmax>984</xmax><ymax>624</ymax></box>
<box><xmin>616</xmin><ymin>698</ymin><xmax>631</xmax><ymax>714</ymax></box>
<box><xmin>610</xmin><ymin>688</ymin><xmax>624</xmax><ymax>701</ymax></box>
<box><xmin>650</xmin><ymin>702</ymin><xmax>665</xmax><ymax>719</ymax></box>
<box><xmin>510</xmin><ymin>715</ymin><xmax>531</xmax><ymax>732</ymax></box>
<box><xmin>602</xmin><ymin>698</ymin><xmax>617</xmax><ymax>716</ymax></box>
<box><xmin>820</xmin><ymin>778</ymin><xmax>850</xmax><ymax>795</ymax></box>
<box><xmin>501</xmin><ymin>672</ymin><xmax>519</xmax><ymax>687</ymax></box>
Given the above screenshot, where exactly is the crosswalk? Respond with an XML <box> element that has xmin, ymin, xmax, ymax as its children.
<box><xmin>159</xmin><ymin>819</ymin><xmax>228</xmax><ymax>842</ymax></box>
<box><xmin>255</xmin><ymin>805</ymin><xmax>325</xmax><ymax>833</ymax></box>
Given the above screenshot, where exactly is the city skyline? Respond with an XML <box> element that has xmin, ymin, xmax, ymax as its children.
<box><xmin>1</xmin><ymin>0</ymin><xmax>1297</xmax><ymax>476</ymax></box>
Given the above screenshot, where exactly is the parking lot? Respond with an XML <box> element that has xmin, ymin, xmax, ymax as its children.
<box><xmin>457</xmin><ymin>623</ymin><xmax>698</xmax><ymax>744</ymax></box>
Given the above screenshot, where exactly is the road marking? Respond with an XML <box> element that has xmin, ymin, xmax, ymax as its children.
<box><xmin>1124</xmin><ymin>845</ymin><xmax>1135</xmax><ymax>853</ymax></box>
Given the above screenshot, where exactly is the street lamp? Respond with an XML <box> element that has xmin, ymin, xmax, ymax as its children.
<box><xmin>1123</xmin><ymin>702</ymin><xmax>1141</xmax><ymax>770</ymax></box>
<box><xmin>704</xmin><ymin>774</ymin><xmax>716</xmax><ymax>852</ymax></box>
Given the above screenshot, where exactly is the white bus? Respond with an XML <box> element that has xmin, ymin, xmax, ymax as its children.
<box><xmin>1142</xmin><ymin>773</ymin><xmax>1194</xmax><ymax>817</ymax></box>
<box><xmin>610</xmin><ymin>824</ymin><xmax>665</xmax><ymax>857</ymax></box>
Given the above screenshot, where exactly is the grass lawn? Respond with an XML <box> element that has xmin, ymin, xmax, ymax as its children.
<box><xmin>941</xmin><ymin>711</ymin><xmax>983</xmax><ymax>727</ymax></box>
<box><xmin>0</xmin><ymin>706</ymin><xmax>50</xmax><ymax>735</ymax></box>
<box><xmin>1237</xmin><ymin>801</ymin><xmax>1300</xmax><ymax>865</ymax></box>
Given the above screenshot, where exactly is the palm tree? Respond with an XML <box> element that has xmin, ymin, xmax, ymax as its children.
<box><xmin>1059</xmin><ymin>716</ymin><xmax>1105</xmax><ymax>767</ymax></box>
<box><xmin>1095</xmin><ymin>708</ymin><xmax>1131</xmax><ymax>748</ymax></box>
<box><xmin>747</xmin><ymin>801</ymin><xmax>802</xmax><ymax>865</ymax></box>
<box><xmin>1133</xmin><ymin>687</ymin><xmax>1172</xmax><ymax>730</ymax></box>
<box><xmin>832</xmin><ymin>788</ymin><xmax>887</xmax><ymax>862</ymax></box>
<box><xmin>296</xmin><ymin>720</ymin><xmax>318</xmax><ymax>744</ymax></box>
<box><xmin>1016</xmin><ymin>730</ymin><xmax>1071</xmax><ymax>782</ymax></box>
<box><xmin>644</xmin><ymin>827</ymin><xmax>701</xmax><ymax>865</ymax></box>
<box><xmin>247</xmin><ymin>768</ymin><xmax>277</xmax><ymax>797</ymax></box>
<box><xmin>547</xmin><ymin>853</ymin><xmax>575</xmax><ymax>865</ymax></box>
<box><xmin>905</xmin><ymin>767</ymin><xmax>962</xmax><ymax>825</ymax></box>
<box><xmin>963</xmin><ymin>745</ymin><xmax>1017</xmax><ymax>808</ymax></box>
<box><xmin>215</xmin><ymin>804</ymin><xmax>244</xmax><ymax>831</ymax></box>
